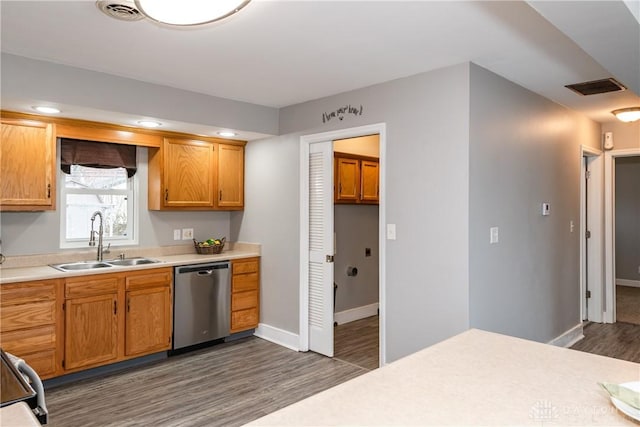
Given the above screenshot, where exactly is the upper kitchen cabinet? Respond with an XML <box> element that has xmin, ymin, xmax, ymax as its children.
<box><xmin>334</xmin><ymin>152</ymin><xmax>379</xmax><ymax>205</ymax></box>
<box><xmin>0</xmin><ymin>118</ymin><xmax>56</xmax><ymax>211</ymax></box>
<box><xmin>148</xmin><ymin>137</ymin><xmax>245</xmax><ymax>211</ymax></box>
<box><xmin>217</xmin><ymin>144</ymin><xmax>244</xmax><ymax>209</ymax></box>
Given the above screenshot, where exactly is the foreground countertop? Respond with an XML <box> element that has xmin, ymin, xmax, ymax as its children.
<box><xmin>0</xmin><ymin>243</ymin><xmax>260</xmax><ymax>284</ymax></box>
<box><xmin>248</xmin><ymin>329</ymin><xmax>640</xmax><ymax>426</ymax></box>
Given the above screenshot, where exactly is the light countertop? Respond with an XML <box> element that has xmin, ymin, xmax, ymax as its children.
<box><xmin>0</xmin><ymin>243</ymin><xmax>260</xmax><ymax>284</ymax></box>
<box><xmin>248</xmin><ymin>329</ymin><xmax>640</xmax><ymax>426</ymax></box>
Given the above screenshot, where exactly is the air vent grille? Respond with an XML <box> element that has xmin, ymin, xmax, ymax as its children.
<box><xmin>565</xmin><ymin>78</ymin><xmax>627</xmax><ymax>96</ymax></box>
<box><xmin>96</xmin><ymin>0</ymin><xmax>144</xmax><ymax>22</ymax></box>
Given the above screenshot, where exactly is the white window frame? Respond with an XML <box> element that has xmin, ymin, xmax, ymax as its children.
<box><xmin>59</xmin><ymin>147</ymin><xmax>140</xmax><ymax>249</ymax></box>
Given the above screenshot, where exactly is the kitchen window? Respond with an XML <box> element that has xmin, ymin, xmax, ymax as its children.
<box><xmin>59</xmin><ymin>140</ymin><xmax>139</xmax><ymax>248</ymax></box>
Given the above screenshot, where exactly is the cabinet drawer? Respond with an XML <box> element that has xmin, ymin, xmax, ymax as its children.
<box><xmin>232</xmin><ymin>273</ymin><xmax>258</xmax><ymax>292</ymax></box>
<box><xmin>231</xmin><ymin>308</ymin><xmax>258</xmax><ymax>332</ymax></box>
<box><xmin>232</xmin><ymin>290</ymin><xmax>258</xmax><ymax>311</ymax></box>
<box><xmin>65</xmin><ymin>275</ymin><xmax>119</xmax><ymax>298</ymax></box>
<box><xmin>125</xmin><ymin>268</ymin><xmax>172</xmax><ymax>291</ymax></box>
<box><xmin>1</xmin><ymin>281</ymin><xmax>56</xmax><ymax>306</ymax></box>
<box><xmin>21</xmin><ymin>350</ymin><xmax>56</xmax><ymax>379</ymax></box>
<box><xmin>1</xmin><ymin>325</ymin><xmax>56</xmax><ymax>354</ymax></box>
<box><xmin>1</xmin><ymin>301</ymin><xmax>56</xmax><ymax>332</ymax></box>
<box><xmin>233</xmin><ymin>259</ymin><xmax>258</xmax><ymax>275</ymax></box>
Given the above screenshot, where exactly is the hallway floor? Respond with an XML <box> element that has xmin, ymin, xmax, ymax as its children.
<box><xmin>570</xmin><ymin>321</ymin><xmax>640</xmax><ymax>363</ymax></box>
<box><xmin>616</xmin><ymin>285</ymin><xmax>640</xmax><ymax>325</ymax></box>
<box><xmin>334</xmin><ymin>315</ymin><xmax>379</xmax><ymax>370</ymax></box>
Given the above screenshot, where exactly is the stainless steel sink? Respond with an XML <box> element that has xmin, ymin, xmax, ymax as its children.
<box><xmin>50</xmin><ymin>261</ymin><xmax>113</xmax><ymax>271</ymax></box>
<box><xmin>105</xmin><ymin>257</ymin><xmax>160</xmax><ymax>267</ymax></box>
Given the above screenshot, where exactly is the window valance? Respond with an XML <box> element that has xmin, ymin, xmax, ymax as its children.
<box><xmin>60</xmin><ymin>138</ymin><xmax>137</xmax><ymax>177</ymax></box>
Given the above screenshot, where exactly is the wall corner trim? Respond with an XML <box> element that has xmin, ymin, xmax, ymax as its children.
<box><xmin>254</xmin><ymin>323</ymin><xmax>300</xmax><ymax>352</ymax></box>
<box><xmin>547</xmin><ymin>323</ymin><xmax>584</xmax><ymax>348</ymax></box>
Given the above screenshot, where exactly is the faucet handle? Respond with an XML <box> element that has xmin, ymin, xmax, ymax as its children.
<box><xmin>103</xmin><ymin>243</ymin><xmax>111</xmax><ymax>254</ymax></box>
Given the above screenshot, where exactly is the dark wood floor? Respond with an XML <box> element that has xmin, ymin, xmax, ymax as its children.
<box><xmin>570</xmin><ymin>321</ymin><xmax>640</xmax><ymax>363</ymax></box>
<box><xmin>616</xmin><ymin>285</ymin><xmax>640</xmax><ymax>325</ymax></box>
<box><xmin>45</xmin><ymin>337</ymin><xmax>368</xmax><ymax>427</ymax></box>
<box><xmin>334</xmin><ymin>315</ymin><xmax>379</xmax><ymax>370</ymax></box>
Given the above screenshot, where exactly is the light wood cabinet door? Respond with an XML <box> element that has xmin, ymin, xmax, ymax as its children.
<box><xmin>0</xmin><ymin>119</ymin><xmax>56</xmax><ymax>211</ymax></box>
<box><xmin>162</xmin><ymin>138</ymin><xmax>215</xmax><ymax>208</ymax></box>
<box><xmin>125</xmin><ymin>286</ymin><xmax>172</xmax><ymax>357</ymax></box>
<box><xmin>360</xmin><ymin>160</ymin><xmax>379</xmax><ymax>203</ymax></box>
<box><xmin>335</xmin><ymin>157</ymin><xmax>360</xmax><ymax>202</ymax></box>
<box><xmin>64</xmin><ymin>293</ymin><xmax>118</xmax><ymax>371</ymax></box>
<box><xmin>217</xmin><ymin>144</ymin><xmax>244</xmax><ymax>209</ymax></box>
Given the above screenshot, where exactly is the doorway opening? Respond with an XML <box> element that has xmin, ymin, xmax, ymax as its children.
<box><xmin>604</xmin><ymin>148</ymin><xmax>640</xmax><ymax>323</ymax></box>
<box><xmin>333</xmin><ymin>134</ymin><xmax>380</xmax><ymax>370</ymax></box>
<box><xmin>298</xmin><ymin>123</ymin><xmax>387</xmax><ymax>367</ymax></box>
<box><xmin>608</xmin><ymin>153</ymin><xmax>640</xmax><ymax>325</ymax></box>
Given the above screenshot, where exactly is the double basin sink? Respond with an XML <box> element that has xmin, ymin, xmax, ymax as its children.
<box><xmin>50</xmin><ymin>257</ymin><xmax>161</xmax><ymax>272</ymax></box>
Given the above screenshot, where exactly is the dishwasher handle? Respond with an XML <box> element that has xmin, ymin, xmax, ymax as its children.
<box><xmin>197</xmin><ymin>270</ymin><xmax>214</xmax><ymax>276</ymax></box>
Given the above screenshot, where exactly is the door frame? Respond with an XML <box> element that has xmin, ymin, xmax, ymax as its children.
<box><xmin>299</xmin><ymin>123</ymin><xmax>387</xmax><ymax>366</ymax></box>
<box><xmin>603</xmin><ymin>147</ymin><xmax>640</xmax><ymax>323</ymax></box>
<box><xmin>580</xmin><ymin>145</ymin><xmax>603</xmax><ymax>322</ymax></box>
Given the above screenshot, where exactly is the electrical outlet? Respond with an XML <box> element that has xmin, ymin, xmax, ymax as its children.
<box><xmin>365</xmin><ymin>248</ymin><xmax>371</xmax><ymax>257</ymax></box>
<box><xmin>173</xmin><ymin>229</ymin><xmax>181</xmax><ymax>240</ymax></box>
<box><xmin>490</xmin><ymin>227</ymin><xmax>499</xmax><ymax>244</ymax></box>
<box><xmin>182</xmin><ymin>228</ymin><xmax>194</xmax><ymax>240</ymax></box>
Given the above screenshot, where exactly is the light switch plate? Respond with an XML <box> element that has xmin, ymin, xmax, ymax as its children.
<box><xmin>490</xmin><ymin>227</ymin><xmax>499</xmax><ymax>244</ymax></box>
<box><xmin>386</xmin><ymin>224</ymin><xmax>396</xmax><ymax>240</ymax></box>
<box><xmin>173</xmin><ymin>229</ymin><xmax>181</xmax><ymax>240</ymax></box>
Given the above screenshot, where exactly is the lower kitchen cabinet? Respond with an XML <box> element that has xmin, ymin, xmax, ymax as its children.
<box><xmin>0</xmin><ymin>279</ymin><xmax>63</xmax><ymax>379</ymax></box>
<box><xmin>64</xmin><ymin>275</ymin><xmax>119</xmax><ymax>371</ymax></box>
<box><xmin>62</xmin><ymin>267</ymin><xmax>173</xmax><ymax>374</ymax></box>
<box><xmin>230</xmin><ymin>258</ymin><xmax>260</xmax><ymax>333</ymax></box>
<box><xmin>125</xmin><ymin>269</ymin><xmax>172</xmax><ymax>357</ymax></box>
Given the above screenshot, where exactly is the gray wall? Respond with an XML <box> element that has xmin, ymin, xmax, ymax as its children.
<box><xmin>234</xmin><ymin>63</ymin><xmax>472</xmax><ymax>362</ymax></box>
<box><xmin>1</xmin><ymin>53</ymin><xmax>278</xmax><ymax>136</ymax></box>
<box><xmin>615</xmin><ymin>156</ymin><xmax>640</xmax><ymax>281</ymax></box>
<box><xmin>1</xmin><ymin>147</ymin><xmax>231</xmax><ymax>256</ymax></box>
<box><xmin>334</xmin><ymin>204</ymin><xmax>379</xmax><ymax>313</ymax></box>
<box><xmin>468</xmin><ymin>64</ymin><xmax>601</xmax><ymax>342</ymax></box>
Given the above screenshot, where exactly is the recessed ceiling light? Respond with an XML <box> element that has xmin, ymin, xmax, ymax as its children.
<box><xmin>217</xmin><ymin>131</ymin><xmax>238</xmax><ymax>137</ymax></box>
<box><xmin>137</xmin><ymin>120</ymin><xmax>162</xmax><ymax>128</ymax></box>
<box><xmin>33</xmin><ymin>106</ymin><xmax>61</xmax><ymax>114</ymax></box>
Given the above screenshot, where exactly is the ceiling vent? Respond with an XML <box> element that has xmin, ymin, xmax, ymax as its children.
<box><xmin>565</xmin><ymin>78</ymin><xmax>627</xmax><ymax>96</ymax></box>
<box><xmin>96</xmin><ymin>0</ymin><xmax>144</xmax><ymax>22</ymax></box>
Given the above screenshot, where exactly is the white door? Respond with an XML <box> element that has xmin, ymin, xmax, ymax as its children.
<box><xmin>308</xmin><ymin>141</ymin><xmax>334</xmax><ymax>357</ymax></box>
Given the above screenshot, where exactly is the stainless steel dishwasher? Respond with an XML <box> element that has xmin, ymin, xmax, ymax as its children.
<box><xmin>173</xmin><ymin>262</ymin><xmax>230</xmax><ymax>350</ymax></box>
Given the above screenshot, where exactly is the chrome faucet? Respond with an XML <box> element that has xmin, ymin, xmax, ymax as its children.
<box><xmin>89</xmin><ymin>211</ymin><xmax>108</xmax><ymax>261</ymax></box>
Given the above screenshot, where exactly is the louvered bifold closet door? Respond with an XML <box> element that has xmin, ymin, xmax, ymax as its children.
<box><xmin>308</xmin><ymin>141</ymin><xmax>334</xmax><ymax>357</ymax></box>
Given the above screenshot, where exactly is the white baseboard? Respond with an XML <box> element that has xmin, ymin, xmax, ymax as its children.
<box><xmin>334</xmin><ymin>303</ymin><xmax>379</xmax><ymax>325</ymax></box>
<box><xmin>616</xmin><ymin>278</ymin><xmax>640</xmax><ymax>288</ymax></box>
<box><xmin>547</xmin><ymin>323</ymin><xmax>584</xmax><ymax>348</ymax></box>
<box><xmin>254</xmin><ymin>323</ymin><xmax>300</xmax><ymax>352</ymax></box>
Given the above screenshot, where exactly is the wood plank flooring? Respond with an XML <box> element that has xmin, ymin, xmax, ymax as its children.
<box><xmin>44</xmin><ymin>337</ymin><xmax>368</xmax><ymax>427</ymax></box>
<box><xmin>570</xmin><ymin>321</ymin><xmax>640</xmax><ymax>363</ymax></box>
<box><xmin>334</xmin><ymin>315</ymin><xmax>379</xmax><ymax>371</ymax></box>
<box><xmin>616</xmin><ymin>285</ymin><xmax>640</xmax><ymax>325</ymax></box>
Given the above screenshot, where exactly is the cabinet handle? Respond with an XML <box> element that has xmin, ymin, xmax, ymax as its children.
<box><xmin>114</xmin><ymin>300</ymin><xmax>117</xmax><ymax>315</ymax></box>
<box><xmin>127</xmin><ymin>298</ymin><xmax>130</xmax><ymax>313</ymax></box>
<box><xmin>219</xmin><ymin>190</ymin><xmax>222</xmax><ymax>201</ymax></box>
<box><xmin>47</xmin><ymin>183</ymin><xmax>51</xmax><ymax>199</ymax></box>
<box><xmin>165</xmin><ymin>189</ymin><xmax>168</xmax><ymax>201</ymax></box>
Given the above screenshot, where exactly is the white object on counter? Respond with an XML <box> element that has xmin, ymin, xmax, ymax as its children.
<box><xmin>0</xmin><ymin>402</ymin><xmax>41</xmax><ymax>427</ymax></box>
<box><xmin>247</xmin><ymin>329</ymin><xmax>640</xmax><ymax>426</ymax></box>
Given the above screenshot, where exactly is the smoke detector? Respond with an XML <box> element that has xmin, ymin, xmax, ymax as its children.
<box><xmin>96</xmin><ymin>0</ymin><xmax>145</xmax><ymax>22</ymax></box>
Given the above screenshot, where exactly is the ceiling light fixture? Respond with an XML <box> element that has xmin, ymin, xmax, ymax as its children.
<box><xmin>137</xmin><ymin>120</ymin><xmax>162</xmax><ymax>128</ymax></box>
<box><xmin>33</xmin><ymin>106</ymin><xmax>61</xmax><ymax>114</ymax></box>
<box><xmin>611</xmin><ymin>107</ymin><xmax>640</xmax><ymax>123</ymax></box>
<box><xmin>134</xmin><ymin>0</ymin><xmax>251</xmax><ymax>26</ymax></box>
<box><xmin>217</xmin><ymin>131</ymin><xmax>238</xmax><ymax>138</ymax></box>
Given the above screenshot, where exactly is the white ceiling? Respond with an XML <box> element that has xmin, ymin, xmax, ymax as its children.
<box><xmin>1</xmin><ymin>0</ymin><xmax>639</xmax><ymax>134</ymax></box>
